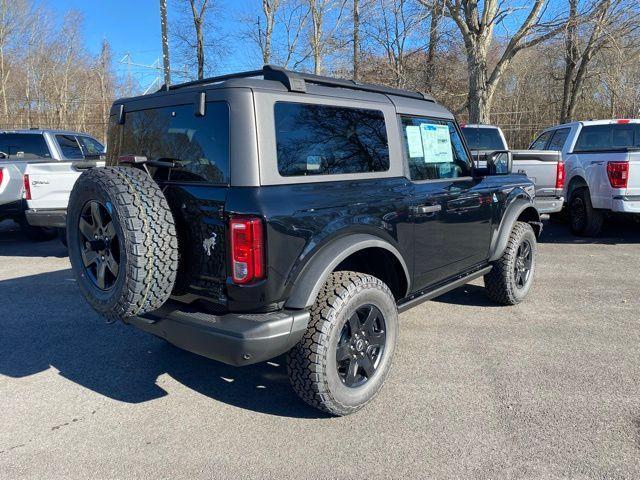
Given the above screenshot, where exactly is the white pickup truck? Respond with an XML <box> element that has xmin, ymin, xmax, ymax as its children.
<box><xmin>0</xmin><ymin>129</ymin><xmax>104</xmax><ymax>240</ymax></box>
<box><xmin>530</xmin><ymin>119</ymin><xmax>640</xmax><ymax>236</ymax></box>
<box><xmin>461</xmin><ymin>124</ymin><xmax>565</xmax><ymax>214</ymax></box>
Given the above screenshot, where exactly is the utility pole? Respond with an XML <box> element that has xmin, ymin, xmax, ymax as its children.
<box><xmin>160</xmin><ymin>0</ymin><xmax>171</xmax><ymax>89</ymax></box>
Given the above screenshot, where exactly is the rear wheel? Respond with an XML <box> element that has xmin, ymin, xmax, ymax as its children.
<box><xmin>287</xmin><ymin>271</ymin><xmax>398</xmax><ymax>416</ymax></box>
<box><xmin>67</xmin><ymin>167</ymin><xmax>178</xmax><ymax>321</ymax></box>
<box><xmin>569</xmin><ymin>187</ymin><xmax>603</xmax><ymax>237</ymax></box>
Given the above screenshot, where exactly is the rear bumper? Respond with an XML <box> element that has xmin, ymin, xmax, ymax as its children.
<box><xmin>25</xmin><ymin>209</ymin><xmax>67</xmax><ymax>228</ymax></box>
<box><xmin>534</xmin><ymin>196</ymin><xmax>564</xmax><ymax>214</ymax></box>
<box><xmin>127</xmin><ymin>300</ymin><xmax>310</xmax><ymax>366</ymax></box>
<box><xmin>612</xmin><ymin>196</ymin><xmax>640</xmax><ymax>213</ymax></box>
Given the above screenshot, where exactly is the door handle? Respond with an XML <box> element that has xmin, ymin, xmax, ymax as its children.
<box><xmin>412</xmin><ymin>204</ymin><xmax>442</xmax><ymax>214</ymax></box>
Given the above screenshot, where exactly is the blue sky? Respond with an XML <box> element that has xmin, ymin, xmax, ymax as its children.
<box><xmin>51</xmin><ymin>0</ymin><xmax>258</xmax><ymax>88</ymax></box>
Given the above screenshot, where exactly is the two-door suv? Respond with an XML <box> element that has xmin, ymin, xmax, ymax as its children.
<box><xmin>67</xmin><ymin>66</ymin><xmax>541</xmax><ymax>415</ymax></box>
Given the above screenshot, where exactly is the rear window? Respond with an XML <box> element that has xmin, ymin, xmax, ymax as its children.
<box><xmin>461</xmin><ymin>127</ymin><xmax>506</xmax><ymax>151</ymax></box>
<box><xmin>112</xmin><ymin>102</ymin><xmax>229</xmax><ymax>183</ymax></box>
<box><xmin>574</xmin><ymin>124</ymin><xmax>640</xmax><ymax>152</ymax></box>
<box><xmin>0</xmin><ymin>133</ymin><xmax>50</xmax><ymax>159</ymax></box>
<box><xmin>274</xmin><ymin>102</ymin><xmax>389</xmax><ymax>177</ymax></box>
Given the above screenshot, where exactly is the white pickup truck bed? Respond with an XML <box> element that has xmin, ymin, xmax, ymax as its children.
<box><xmin>25</xmin><ymin>159</ymin><xmax>105</xmax><ymax>228</ymax></box>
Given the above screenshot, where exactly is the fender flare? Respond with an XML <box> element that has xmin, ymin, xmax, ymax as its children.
<box><xmin>284</xmin><ymin>234</ymin><xmax>411</xmax><ymax>310</ymax></box>
<box><xmin>489</xmin><ymin>200</ymin><xmax>541</xmax><ymax>262</ymax></box>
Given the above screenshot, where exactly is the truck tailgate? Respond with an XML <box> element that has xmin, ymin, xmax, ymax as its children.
<box><xmin>25</xmin><ymin>160</ymin><xmax>104</xmax><ymax>210</ymax></box>
<box><xmin>512</xmin><ymin>150</ymin><xmax>561</xmax><ymax>198</ymax></box>
<box><xmin>626</xmin><ymin>152</ymin><xmax>640</xmax><ymax>198</ymax></box>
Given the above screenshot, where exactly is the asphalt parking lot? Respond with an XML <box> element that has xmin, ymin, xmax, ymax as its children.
<box><xmin>1</xmin><ymin>218</ymin><xmax>639</xmax><ymax>479</ymax></box>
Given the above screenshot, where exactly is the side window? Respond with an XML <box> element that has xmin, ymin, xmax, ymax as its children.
<box><xmin>400</xmin><ymin>116</ymin><xmax>471</xmax><ymax>181</ymax></box>
<box><xmin>274</xmin><ymin>102</ymin><xmax>389</xmax><ymax>176</ymax></box>
<box><xmin>547</xmin><ymin>128</ymin><xmax>570</xmax><ymax>151</ymax></box>
<box><xmin>529</xmin><ymin>131</ymin><xmax>553</xmax><ymax>150</ymax></box>
<box><xmin>77</xmin><ymin>136</ymin><xmax>105</xmax><ymax>156</ymax></box>
<box><xmin>56</xmin><ymin>135</ymin><xmax>84</xmax><ymax>159</ymax></box>
<box><xmin>116</xmin><ymin>102</ymin><xmax>230</xmax><ymax>184</ymax></box>
<box><xmin>0</xmin><ymin>133</ymin><xmax>50</xmax><ymax>159</ymax></box>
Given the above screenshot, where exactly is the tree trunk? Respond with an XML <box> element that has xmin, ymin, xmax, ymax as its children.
<box><xmin>467</xmin><ymin>42</ymin><xmax>490</xmax><ymax>124</ymax></box>
<box><xmin>195</xmin><ymin>18</ymin><xmax>204</xmax><ymax>79</ymax></box>
<box><xmin>353</xmin><ymin>0</ymin><xmax>360</xmax><ymax>81</ymax></box>
<box><xmin>560</xmin><ymin>0</ymin><xmax>578</xmax><ymax>124</ymax></box>
<box><xmin>425</xmin><ymin>0</ymin><xmax>442</xmax><ymax>92</ymax></box>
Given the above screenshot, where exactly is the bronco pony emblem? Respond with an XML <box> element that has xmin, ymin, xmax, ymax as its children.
<box><xmin>202</xmin><ymin>233</ymin><xmax>217</xmax><ymax>256</ymax></box>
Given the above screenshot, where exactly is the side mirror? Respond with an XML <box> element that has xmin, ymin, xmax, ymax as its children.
<box><xmin>0</xmin><ymin>151</ymin><xmax>7</xmax><ymax>159</ymax></box>
<box><xmin>486</xmin><ymin>150</ymin><xmax>512</xmax><ymax>175</ymax></box>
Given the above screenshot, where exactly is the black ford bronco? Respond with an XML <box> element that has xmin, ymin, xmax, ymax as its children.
<box><xmin>67</xmin><ymin>66</ymin><xmax>541</xmax><ymax>416</ymax></box>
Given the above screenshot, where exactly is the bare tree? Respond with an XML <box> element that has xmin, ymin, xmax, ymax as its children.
<box><xmin>419</xmin><ymin>0</ymin><xmax>589</xmax><ymax>123</ymax></box>
<box><xmin>560</xmin><ymin>0</ymin><xmax>639</xmax><ymax>123</ymax></box>
<box><xmin>424</xmin><ymin>0</ymin><xmax>444</xmax><ymax>92</ymax></box>
<box><xmin>172</xmin><ymin>0</ymin><xmax>225</xmax><ymax>79</ymax></box>
<box><xmin>366</xmin><ymin>0</ymin><xmax>427</xmax><ymax>88</ymax></box>
<box><xmin>353</xmin><ymin>0</ymin><xmax>360</xmax><ymax>80</ymax></box>
<box><xmin>258</xmin><ymin>0</ymin><xmax>281</xmax><ymax>64</ymax></box>
<box><xmin>307</xmin><ymin>0</ymin><xmax>348</xmax><ymax>74</ymax></box>
<box><xmin>188</xmin><ymin>0</ymin><xmax>210</xmax><ymax>79</ymax></box>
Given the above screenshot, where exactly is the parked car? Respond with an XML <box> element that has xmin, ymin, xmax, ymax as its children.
<box><xmin>461</xmin><ymin>124</ymin><xmax>565</xmax><ymax>214</ymax></box>
<box><xmin>529</xmin><ymin>119</ymin><xmax>640</xmax><ymax>236</ymax></box>
<box><xmin>0</xmin><ymin>129</ymin><xmax>104</xmax><ymax>241</ymax></box>
<box><xmin>66</xmin><ymin>65</ymin><xmax>541</xmax><ymax>416</ymax></box>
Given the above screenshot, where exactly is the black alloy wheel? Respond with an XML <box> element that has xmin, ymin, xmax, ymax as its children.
<box><xmin>336</xmin><ymin>304</ymin><xmax>387</xmax><ymax>388</ymax></box>
<box><xmin>78</xmin><ymin>200</ymin><xmax>120</xmax><ymax>290</ymax></box>
<box><xmin>570</xmin><ymin>195</ymin><xmax>586</xmax><ymax>232</ymax></box>
<box><xmin>513</xmin><ymin>239</ymin><xmax>533</xmax><ymax>289</ymax></box>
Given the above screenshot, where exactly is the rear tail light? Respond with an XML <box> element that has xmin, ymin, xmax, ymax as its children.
<box><xmin>555</xmin><ymin>161</ymin><xmax>565</xmax><ymax>189</ymax></box>
<box><xmin>230</xmin><ymin>216</ymin><xmax>265</xmax><ymax>284</ymax></box>
<box><xmin>607</xmin><ymin>161</ymin><xmax>629</xmax><ymax>189</ymax></box>
<box><xmin>0</xmin><ymin>168</ymin><xmax>3</xmax><ymax>186</ymax></box>
<box><xmin>23</xmin><ymin>174</ymin><xmax>31</xmax><ymax>200</ymax></box>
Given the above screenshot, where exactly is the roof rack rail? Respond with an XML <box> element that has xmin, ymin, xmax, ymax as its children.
<box><xmin>159</xmin><ymin>65</ymin><xmax>434</xmax><ymax>102</ymax></box>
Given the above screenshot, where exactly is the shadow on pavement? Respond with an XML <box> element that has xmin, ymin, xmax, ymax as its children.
<box><xmin>540</xmin><ymin>216</ymin><xmax>640</xmax><ymax>245</ymax></box>
<box><xmin>0</xmin><ymin>220</ymin><xmax>68</xmax><ymax>258</ymax></box>
<box><xmin>430</xmin><ymin>284</ymin><xmax>500</xmax><ymax>308</ymax></box>
<box><xmin>0</xmin><ymin>267</ymin><xmax>325</xmax><ymax>419</ymax></box>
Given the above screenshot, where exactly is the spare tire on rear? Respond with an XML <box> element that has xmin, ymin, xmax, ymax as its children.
<box><xmin>67</xmin><ymin>166</ymin><xmax>178</xmax><ymax>321</ymax></box>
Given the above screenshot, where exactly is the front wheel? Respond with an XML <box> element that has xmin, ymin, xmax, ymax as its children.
<box><xmin>484</xmin><ymin>221</ymin><xmax>537</xmax><ymax>305</ymax></box>
<box><xmin>287</xmin><ymin>271</ymin><xmax>398</xmax><ymax>416</ymax></box>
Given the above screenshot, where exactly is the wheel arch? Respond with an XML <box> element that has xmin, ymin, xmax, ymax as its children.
<box><xmin>567</xmin><ymin>175</ymin><xmax>588</xmax><ymax>200</ymax></box>
<box><xmin>489</xmin><ymin>200</ymin><xmax>541</xmax><ymax>262</ymax></box>
<box><xmin>284</xmin><ymin>234</ymin><xmax>410</xmax><ymax>310</ymax></box>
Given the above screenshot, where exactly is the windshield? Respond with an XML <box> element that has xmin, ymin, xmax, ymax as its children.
<box><xmin>461</xmin><ymin>127</ymin><xmax>506</xmax><ymax>151</ymax></box>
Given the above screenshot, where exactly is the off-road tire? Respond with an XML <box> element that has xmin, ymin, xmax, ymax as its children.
<box><xmin>569</xmin><ymin>187</ymin><xmax>603</xmax><ymax>237</ymax></box>
<box><xmin>287</xmin><ymin>271</ymin><xmax>398</xmax><ymax>416</ymax></box>
<box><xmin>67</xmin><ymin>166</ymin><xmax>178</xmax><ymax>321</ymax></box>
<box><xmin>484</xmin><ymin>221</ymin><xmax>537</xmax><ymax>305</ymax></box>
<box><xmin>18</xmin><ymin>216</ymin><xmax>57</xmax><ymax>241</ymax></box>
